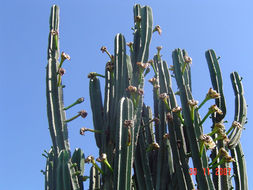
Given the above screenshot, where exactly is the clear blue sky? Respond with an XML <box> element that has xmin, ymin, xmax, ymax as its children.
<box><xmin>1</xmin><ymin>0</ymin><xmax>252</xmax><ymax>189</ymax></box>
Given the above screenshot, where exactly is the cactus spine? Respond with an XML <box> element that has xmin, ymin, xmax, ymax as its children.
<box><xmin>44</xmin><ymin>4</ymin><xmax>248</xmax><ymax>190</ymax></box>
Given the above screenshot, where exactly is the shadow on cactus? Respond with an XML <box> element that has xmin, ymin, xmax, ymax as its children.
<box><xmin>43</xmin><ymin>4</ymin><xmax>248</xmax><ymax>190</ymax></box>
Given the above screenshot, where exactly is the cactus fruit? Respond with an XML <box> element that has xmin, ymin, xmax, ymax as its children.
<box><xmin>44</xmin><ymin>4</ymin><xmax>248</xmax><ymax>190</ymax></box>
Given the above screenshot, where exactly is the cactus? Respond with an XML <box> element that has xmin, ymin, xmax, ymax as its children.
<box><xmin>44</xmin><ymin>4</ymin><xmax>248</xmax><ymax>190</ymax></box>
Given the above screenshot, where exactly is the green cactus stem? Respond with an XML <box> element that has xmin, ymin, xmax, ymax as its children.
<box><xmin>199</xmin><ymin>105</ymin><xmax>223</xmax><ymax>126</ymax></box>
<box><xmin>63</xmin><ymin>97</ymin><xmax>84</xmax><ymax>110</ymax></box>
<box><xmin>79</xmin><ymin>127</ymin><xmax>102</xmax><ymax>135</ymax></box>
<box><xmin>65</xmin><ymin>110</ymin><xmax>87</xmax><ymax>123</ymax></box>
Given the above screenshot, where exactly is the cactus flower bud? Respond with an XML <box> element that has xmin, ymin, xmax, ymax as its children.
<box><xmin>59</xmin><ymin>68</ymin><xmax>65</xmax><ymax>76</ymax></box>
<box><xmin>79</xmin><ymin>110</ymin><xmax>88</xmax><ymax>118</ymax></box>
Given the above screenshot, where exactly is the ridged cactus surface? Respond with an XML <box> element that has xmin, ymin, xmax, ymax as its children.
<box><xmin>43</xmin><ymin>4</ymin><xmax>248</xmax><ymax>190</ymax></box>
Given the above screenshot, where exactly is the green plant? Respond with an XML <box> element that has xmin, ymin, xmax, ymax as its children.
<box><xmin>43</xmin><ymin>4</ymin><xmax>248</xmax><ymax>190</ymax></box>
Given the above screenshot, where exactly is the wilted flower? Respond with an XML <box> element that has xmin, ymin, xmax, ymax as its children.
<box><xmin>59</xmin><ymin>68</ymin><xmax>66</xmax><ymax>76</ymax></box>
<box><xmin>156</xmin><ymin>46</ymin><xmax>162</xmax><ymax>52</ymax></box>
<box><xmin>159</xmin><ymin>93</ymin><xmax>168</xmax><ymax>100</ymax></box>
<box><xmin>85</xmin><ymin>156</ymin><xmax>94</xmax><ymax>163</ymax></box>
<box><xmin>124</xmin><ymin>120</ymin><xmax>134</xmax><ymax>128</ymax></box>
<box><xmin>154</xmin><ymin>84</ymin><xmax>160</xmax><ymax>89</ymax></box>
<box><xmin>126</xmin><ymin>42</ymin><xmax>133</xmax><ymax>48</ymax></box>
<box><xmin>50</xmin><ymin>29</ymin><xmax>58</xmax><ymax>35</ymax></box>
<box><xmin>136</xmin><ymin>62</ymin><xmax>150</xmax><ymax>69</ymax></box>
<box><xmin>188</xmin><ymin>99</ymin><xmax>199</xmax><ymax>108</ymax></box>
<box><xmin>199</xmin><ymin>134</ymin><xmax>216</xmax><ymax>149</ymax></box>
<box><xmin>163</xmin><ymin>133</ymin><xmax>169</xmax><ymax>139</ymax></box>
<box><xmin>153</xmin><ymin>25</ymin><xmax>162</xmax><ymax>35</ymax></box>
<box><xmin>151</xmin><ymin>142</ymin><xmax>160</xmax><ymax>150</ymax></box>
<box><xmin>172</xmin><ymin>106</ymin><xmax>182</xmax><ymax>113</ymax></box>
<box><xmin>126</xmin><ymin>85</ymin><xmax>137</xmax><ymax>93</ymax></box>
<box><xmin>79</xmin><ymin>110</ymin><xmax>88</xmax><ymax>118</ymax></box>
<box><xmin>61</xmin><ymin>52</ymin><xmax>70</xmax><ymax>61</ymax></box>
<box><xmin>232</xmin><ymin>121</ymin><xmax>242</xmax><ymax>129</ymax></box>
<box><xmin>209</xmin><ymin>105</ymin><xmax>223</xmax><ymax>115</ymax></box>
<box><xmin>138</xmin><ymin>89</ymin><xmax>144</xmax><ymax>95</ymax></box>
<box><xmin>214</xmin><ymin>122</ymin><xmax>225</xmax><ymax>131</ymax></box>
<box><xmin>100</xmin><ymin>46</ymin><xmax>107</xmax><ymax>53</ymax></box>
<box><xmin>207</xmin><ymin>88</ymin><xmax>220</xmax><ymax>99</ymax></box>
<box><xmin>148</xmin><ymin>77</ymin><xmax>157</xmax><ymax>85</ymax></box>
<box><xmin>183</xmin><ymin>55</ymin><xmax>192</xmax><ymax>64</ymax></box>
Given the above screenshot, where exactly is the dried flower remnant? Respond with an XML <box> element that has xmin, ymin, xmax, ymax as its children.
<box><xmin>198</xmin><ymin>88</ymin><xmax>220</xmax><ymax>110</ymax></box>
<box><xmin>65</xmin><ymin>110</ymin><xmax>88</xmax><ymax>123</ymax></box>
<box><xmin>153</xmin><ymin>25</ymin><xmax>162</xmax><ymax>35</ymax></box>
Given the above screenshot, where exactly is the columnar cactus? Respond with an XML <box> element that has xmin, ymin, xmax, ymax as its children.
<box><xmin>43</xmin><ymin>4</ymin><xmax>248</xmax><ymax>190</ymax></box>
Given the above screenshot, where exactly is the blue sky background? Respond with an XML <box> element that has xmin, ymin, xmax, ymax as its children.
<box><xmin>1</xmin><ymin>0</ymin><xmax>252</xmax><ymax>189</ymax></box>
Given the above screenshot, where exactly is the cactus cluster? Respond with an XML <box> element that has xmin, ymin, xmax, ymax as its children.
<box><xmin>43</xmin><ymin>4</ymin><xmax>248</xmax><ymax>190</ymax></box>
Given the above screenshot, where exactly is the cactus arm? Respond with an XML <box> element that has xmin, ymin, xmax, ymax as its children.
<box><xmin>114</xmin><ymin>97</ymin><xmax>134</xmax><ymax>190</ymax></box>
<box><xmin>89</xmin><ymin>166</ymin><xmax>101</xmax><ymax>190</ymax></box>
<box><xmin>173</xmin><ymin>48</ymin><xmax>215</xmax><ymax>190</ymax></box>
<box><xmin>44</xmin><ymin>149</ymin><xmax>55</xmax><ymax>190</ymax></box>
<box><xmin>71</xmin><ymin>148</ymin><xmax>85</xmax><ymax>189</ymax></box>
<box><xmin>158</xmin><ymin>57</ymin><xmax>194</xmax><ymax>189</ymax></box>
<box><xmin>46</xmin><ymin>5</ymin><xmax>70</xmax><ymax>154</ymax></box>
<box><xmin>182</xmin><ymin>49</ymin><xmax>192</xmax><ymax>91</ymax></box>
<box><xmin>228</xmin><ymin>72</ymin><xmax>247</xmax><ymax>149</ymax></box>
<box><xmin>89</xmin><ymin>77</ymin><xmax>104</xmax><ymax>149</ymax></box>
<box><xmin>229</xmin><ymin>72</ymin><xmax>248</xmax><ymax>190</ymax></box>
<box><xmin>139</xmin><ymin>6</ymin><xmax>153</xmax><ymax>63</ymax></box>
<box><xmin>205</xmin><ymin>49</ymin><xmax>226</xmax><ymax>121</ymax></box>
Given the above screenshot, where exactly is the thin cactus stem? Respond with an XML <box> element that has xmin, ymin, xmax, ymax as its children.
<box><xmin>57</xmin><ymin>74</ymin><xmax>62</xmax><ymax>87</ymax></box>
<box><xmin>209</xmin><ymin>152</ymin><xmax>221</xmax><ymax>167</ymax></box>
<box><xmin>150</xmin><ymin>61</ymin><xmax>158</xmax><ymax>76</ymax></box>
<box><xmin>104</xmin><ymin>159</ymin><xmax>113</xmax><ymax>173</ymax></box>
<box><xmin>208</xmin><ymin>128</ymin><xmax>219</xmax><ymax>136</ymax></box>
<box><xmin>190</xmin><ymin>107</ymin><xmax>195</xmax><ymax>121</ymax></box>
<box><xmin>197</xmin><ymin>97</ymin><xmax>210</xmax><ymax>111</ymax></box>
<box><xmin>199</xmin><ymin>110</ymin><xmax>212</xmax><ymax>126</ymax></box>
<box><xmin>226</xmin><ymin>125</ymin><xmax>235</xmax><ymax>135</ymax></box>
<box><xmin>177</xmin><ymin>112</ymin><xmax>185</xmax><ymax>125</ymax></box>
<box><xmin>210</xmin><ymin>158</ymin><xmax>226</xmax><ymax>169</ymax></box>
<box><xmin>199</xmin><ymin>142</ymin><xmax>204</xmax><ymax>157</ymax></box>
<box><xmin>181</xmin><ymin>62</ymin><xmax>188</xmax><ymax>74</ymax></box>
<box><xmin>63</xmin><ymin>97</ymin><xmax>84</xmax><ymax>110</ymax></box>
<box><xmin>65</xmin><ymin>114</ymin><xmax>81</xmax><ymax>123</ymax></box>
<box><xmin>92</xmin><ymin>160</ymin><xmax>104</xmax><ymax>175</ymax></box>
